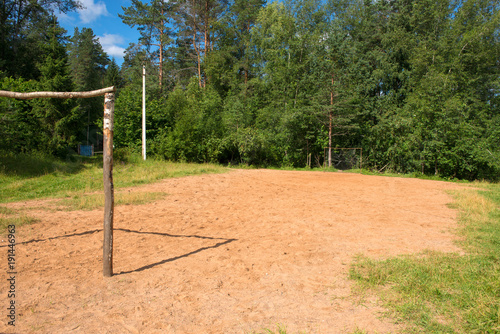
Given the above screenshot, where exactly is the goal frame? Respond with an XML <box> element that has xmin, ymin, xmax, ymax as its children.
<box><xmin>0</xmin><ymin>87</ymin><xmax>116</xmax><ymax>277</ymax></box>
<box><xmin>324</xmin><ymin>147</ymin><xmax>363</xmax><ymax>170</ymax></box>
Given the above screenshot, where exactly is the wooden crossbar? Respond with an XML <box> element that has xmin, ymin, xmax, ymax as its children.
<box><xmin>0</xmin><ymin>86</ymin><xmax>116</xmax><ymax>277</ymax></box>
<box><xmin>0</xmin><ymin>87</ymin><xmax>115</xmax><ymax>100</ymax></box>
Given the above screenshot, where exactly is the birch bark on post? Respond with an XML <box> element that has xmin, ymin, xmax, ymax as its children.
<box><xmin>103</xmin><ymin>92</ymin><xmax>115</xmax><ymax>277</ymax></box>
<box><xmin>0</xmin><ymin>86</ymin><xmax>116</xmax><ymax>278</ymax></box>
<box><xmin>0</xmin><ymin>87</ymin><xmax>115</xmax><ymax>99</ymax></box>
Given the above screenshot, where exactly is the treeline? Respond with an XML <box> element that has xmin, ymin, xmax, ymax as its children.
<box><xmin>0</xmin><ymin>0</ymin><xmax>118</xmax><ymax>157</ymax></box>
<box><xmin>1</xmin><ymin>0</ymin><xmax>499</xmax><ymax>180</ymax></box>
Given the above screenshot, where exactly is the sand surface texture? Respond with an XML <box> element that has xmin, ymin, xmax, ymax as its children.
<box><xmin>0</xmin><ymin>169</ymin><xmax>462</xmax><ymax>333</ymax></box>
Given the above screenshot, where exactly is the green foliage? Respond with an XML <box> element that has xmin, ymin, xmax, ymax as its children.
<box><xmin>0</xmin><ymin>16</ymin><xmax>81</xmax><ymax>157</ymax></box>
<box><xmin>119</xmin><ymin>0</ymin><xmax>175</xmax><ymax>90</ymax></box>
<box><xmin>1</xmin><ymin>0</ymin><xmax>499</xmax><ymax>180</ymax></box>
<box><xmin>0</xmin><ymin>0</ymin><xmax>80</xmax><ymax>79</ymax></box>
<box><xmin>114</xmin><ymin>86</ymin><xmax>143</xmax><ymax>149</ymax></box>
<box><xmin>148</xmin><ymin>79</ymin><xmax>225</xmax><ymax>162</ymax></box>
<box><xmin>33</xmin><ymin>17</ymin><xmax>80</xmax><ymax>156</ymax></box>
<box><xmin>0</xmin><ymin>77</ymin><xmax>39</xmax><ymax>153</ymax></box>
<box><xmin>104</xmin><ymin>58</ymin><xmax>124</xmax><ymax>89</ymax></box>
<box><xmin>67</xmin><ymin>27</ymin><xmax>110</xmax><ymax>147</ymax></box>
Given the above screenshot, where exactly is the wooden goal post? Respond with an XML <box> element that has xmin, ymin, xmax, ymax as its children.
<box><xmin>0</xmin><ymin>86</ymin><xmax>116</xmax><ymax>277</ymax></box>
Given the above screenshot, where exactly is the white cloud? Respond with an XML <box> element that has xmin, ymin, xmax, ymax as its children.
<box><xmin>78</xmin><ymin>0</ymin><xmax>109</xmax><ymax>24</ymax></box>
<box><xmin>55</xmin><ymin>11</ymin><xmax>75</xmax><ymax>25</ymax></box>
<box><xmin>99</xmin><ymin>34</ymin><xmax>125</xmax><ymax>46</ymax></box>
<box><xmin>98</xmin><ymin>34</ymin><xmax>126</xmax><ymax>59</ymax></box>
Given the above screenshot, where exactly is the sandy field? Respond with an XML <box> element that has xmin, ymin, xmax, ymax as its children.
<box><xmin>0</xmin><ymin>169</ymin><xmax>463</xmax><ymax>333</ymax></box>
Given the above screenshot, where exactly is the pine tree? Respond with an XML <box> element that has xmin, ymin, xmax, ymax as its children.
<box><xmin>174</xmin><ymin>0</ymin><xmax>229</xmax><ymax>88</ymax></box>
<box><xmin>31</xmin><ymin>15</ymin><xmax>80</xmax><ymax>156</ymax></box>
<box><xmin>68</xmin><ymin>27</ymin><xmax>109</xmax><ymax>146</ymax></box>
<box><xmin>120</xmin><ymin>0</ymin><xmax>176</xmax><ymax>91</ymax></box>
<box><xmin>104</xmin><ymin>58</ymin><xmax>124</xmax><ymax>90</ymax></box>
<box><xmin>207</xmin><ymin>0</ymin><xmax>265</xmax><ymax>92</ymax></box>
<box><xmin>0</xmin><ymin>0</ymin><xmax>80</xmax><ymax>79</ymax></box>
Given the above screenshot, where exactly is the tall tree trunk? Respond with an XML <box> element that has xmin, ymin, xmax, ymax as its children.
<box><xmin>328</xmin><ymin>74</ymin><xmax>334</xmax><ymax>168</ymax></box>
<box><xmin>193</xmin><ymin>32</ymin><xmax>202</xmax><ymax>88</ymax></box>
<box><xmin>203</xmin><ymin>0</ymin><xmax>210</xmax><ymax>87</ymax></box>
<box><xmin>159</xmin><ymin>6</ymin><xmax>164</xmax><ymax>92</ymax></box>
<box><xmin>0</xmin><ymin>0</ymin><xmax>7</xmax><ymax>61</ymax></box>
<box><xmin>191</xmin><ymin>0</ymin><xmax>202</xmax><ymax>88</ymax></box>
<box><xmin>204</xmin><ymin>0</ymin><xmax>210</xmax><ymax>55</ymax></box>
<box><xmin>244</xmin><ymin>21</ymin><xmax>250</xmax><ymax>87</ymax></box>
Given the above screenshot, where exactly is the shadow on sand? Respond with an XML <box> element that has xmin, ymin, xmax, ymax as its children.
<box><xmin>0</xmin><ymin>228</ymin><xmax>237</xmax><ymax>275</ymax></box>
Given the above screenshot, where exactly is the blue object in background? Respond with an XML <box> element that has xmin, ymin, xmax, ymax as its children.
<box><xmin>79</xmin><ymin>145</ymin><xmax>93</xmax><ymax>157</ymax></box>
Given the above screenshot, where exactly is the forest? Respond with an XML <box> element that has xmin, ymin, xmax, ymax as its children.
<box><xmin>0</xmin><ymin>0</ymin><xmax>499</xmax><ymax>180</ymax></box>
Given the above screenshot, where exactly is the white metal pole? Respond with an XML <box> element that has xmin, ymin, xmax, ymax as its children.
<box><xmin>142</xmin><ymin>65</ymin><xmax>146</xmax><ymax>161</ymax></box>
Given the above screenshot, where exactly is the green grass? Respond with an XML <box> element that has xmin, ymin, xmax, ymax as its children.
<box><xmin>349</xmin><ymin>183</ymin><xmax>500</xmax><ymax>333</ymax></box>
<box><xmin>267</xmin><ymin>164</ymin><xmax>474</xmax><ymax>185</ymax></box>
<box><xmin>251</xmin><ymin>325</ymin><xmax>289</xmax><ymax>334</ymax></box>
<box><xmin>0</xmin><ymin>151</ymin><xmax>227</xmax><ymax>232</ymax></box>
<box><xmin>0</xmin><ymin>150</ymin><xmax>227</xmax><ymax>204</ymax></box>
<box><xmin>344</xmin><ymin>167</ymin><xmax>472</xmax><ymax>183</ymax></box>
<box><xmin>0</xmin><ymin>206</ymin><xmax>40</xmax><ymax>231</ymax></box>
<box><xmin>60</xmin><ymin>191</ymin><xmax>167</xmax><ymax>211</ymax></box>
<box><xmin>248</xmin><ymin>325</ymin><xmax>368</xmax><ymax>334</ymax></box>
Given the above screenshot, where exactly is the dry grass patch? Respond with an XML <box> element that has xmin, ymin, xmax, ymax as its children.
<box><xmin>0</xmin><ymin>205</ymin><xmax>40</xmax><ymax>231</ymax></box>
<box><xmin>60</xmin><ymin>191</ymin><xmax>167</xmax><ymax>211</ymax></box>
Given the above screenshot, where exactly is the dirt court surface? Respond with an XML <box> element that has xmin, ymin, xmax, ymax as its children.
<box><xmin>0</xmin><ymin>169</ymin><xmax>463</xmax><ymax>333</ymax></box>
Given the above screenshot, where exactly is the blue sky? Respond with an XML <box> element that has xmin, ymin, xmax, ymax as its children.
<box><xmin>57</xmin><ymin>0</ymin><xmax>141</xmax><ymax>66</ymax></box>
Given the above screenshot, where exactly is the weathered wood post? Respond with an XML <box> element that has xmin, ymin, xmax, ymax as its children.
<box><xmin>103</xmin><ymin>92</ymin><xmax>115</xmax><ymax>277</ymax></box>
<box><xmin>0</xmin><ymin>86</ymin><xmax>117</xmax><ymax>277</ymax></box>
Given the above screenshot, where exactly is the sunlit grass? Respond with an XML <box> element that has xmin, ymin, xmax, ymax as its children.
<box><xmin>248</xmin><ymin>325</ymin><xmax>368</xmax><ymax>334</ymax></box>
<box><xmin>350</xmin><ymin>182</ymin><xmax>500</xmax><ymax>333</ymax></box>
<box><xmin>0</xmin><ymin>152</ymin><xmax>226</xmax><ymax>231</ymax></box>
<box><xmin>60</xmin><ymin>191</ymin><xmax>167</xmax><ymax>211</ymax></box>
<box><xmin>254</xmin><ymin>325</ymin><xmax>288</xmax><ymax>334</ymax></box>
<box><xmin>0</xmin><ymin>206</ymin><xmax>40</xmax><ymax>231</ymax></box>
<box><xmin>0</xmin><ymin>152</ymin><xmax>227</xmax><ymax>203</ymax></box>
